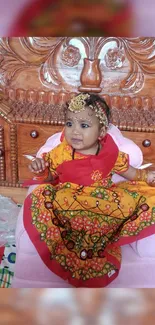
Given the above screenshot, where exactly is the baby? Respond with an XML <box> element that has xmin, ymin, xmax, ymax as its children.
<box><xmin>23</xmin><ymin>92</ymin><xmax>155</xmax><ymax>287</ymax></box>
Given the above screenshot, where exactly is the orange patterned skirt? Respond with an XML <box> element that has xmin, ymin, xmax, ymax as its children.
<box><xmin>24</xmin><ymin>179</ymin><xmax>155</xmax><ymax>287</ymax></box>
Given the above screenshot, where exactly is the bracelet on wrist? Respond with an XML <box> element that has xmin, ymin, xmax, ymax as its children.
<box><xmin>33</xmin><ymin>168</ymin><xmax>49</xmax><ymax>181</ymax></box>
<box><xmin>133</xmin><ymin>169</ymin><xmax>148</xmax><ymax>182</ymax></box>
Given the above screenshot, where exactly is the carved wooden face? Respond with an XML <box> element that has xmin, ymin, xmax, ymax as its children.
<box><xmin>64</xmin><ymin>107</ymin><xmax>105</xmax><ymax>154</ymax></box>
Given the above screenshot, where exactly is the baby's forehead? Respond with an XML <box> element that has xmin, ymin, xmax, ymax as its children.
<box><xmin>66</xmin><ymin>107</ymin><xmax>95</xmax><ymax>120</ymax></box>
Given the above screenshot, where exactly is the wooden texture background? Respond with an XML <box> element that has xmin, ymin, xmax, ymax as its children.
<box><xmin>0</xmin><ymin>37</ymin><xmax>155</xmax><ymax>201</ymax></box>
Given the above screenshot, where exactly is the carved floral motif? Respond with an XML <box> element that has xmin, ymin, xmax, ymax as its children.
<box><xmin>105</xmin><ymin>48</ymin><xmax>125</xmax><ymax>69</ymax></box>
<box><xmin>61</xmin><ymin>45</ymin><xmax>81</xmax><ymax>66</ymax></box>
<box><xmin>0</xmin><ymin>39</ymin><xmax>29</xmax><ymax>87</ymax></box>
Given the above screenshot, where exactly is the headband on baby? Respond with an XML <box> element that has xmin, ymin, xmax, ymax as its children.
<box><xmin>67</xmin><ymin>93</ymin><xmax>109</xmax><ymax>127</ymax></box>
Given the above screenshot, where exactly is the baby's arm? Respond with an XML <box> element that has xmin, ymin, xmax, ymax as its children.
<box><xmin>120</xmin><ymin>166</ymin><xmax>155</xmax><ymax>186</ymax></box>
<box><xmin>28</xmin><ymin>157</ymin><xmax>53</xmax><ymax>182</ymax></box>
<box><xmin>120</xmin><ymin>165</ymin><xmax>137</xmax><ymax>181</ymax></box>
<box><xmin>28</xmin><ymin>141</ymin><xmax>65</xmax><ymax>182</ymax></box>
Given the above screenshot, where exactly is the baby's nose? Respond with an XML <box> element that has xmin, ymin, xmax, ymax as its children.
<box><xmin>72</xmin><ymin>125</ymin><xmax>80</xmax><ymax>134</ymax></box>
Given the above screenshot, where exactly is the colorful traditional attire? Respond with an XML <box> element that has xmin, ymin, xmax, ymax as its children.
<box><xmin>23</xmin><ymin>134</ymin><xmax>155</xmax><ymax>287</ymax></box>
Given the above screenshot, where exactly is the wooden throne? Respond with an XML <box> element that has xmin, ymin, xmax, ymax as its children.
<box><xmin>0</xmin><ymin>37</ymin><xmax>155</xmax><ymax>202</ymax></box>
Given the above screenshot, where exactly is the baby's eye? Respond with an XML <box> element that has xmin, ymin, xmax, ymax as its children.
<box><xmin>66</xmin><ymin>121</ymin><xmax>72</xmax><ymax>127</ymax></box>
<box><xmin>81</xmin><ymin>123</ymin><xmax>89</xmax><ymax>128</ymax></box>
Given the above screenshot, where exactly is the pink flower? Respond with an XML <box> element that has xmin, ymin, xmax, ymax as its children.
<box><xmin>55</xmin><ymin>242</ymin><xmax>65</xmax><ymax>254</ymax></box>
<box><xmin>91</xmin><ymin>170</ymin><xmax>103</xmax><ymax>181</ymax></box>
<box><xmin>140</xmin><ymin>211</ymin><xmax>151</xmax><ymax>222</ymax></box>
<box><xmin>66</xmin><ymin>253</ymin><xmax>80</xmax><ymax>270</ymax></box>
<box><xmin>46</xmin><ymin>226</ymin><xmax>60</xmax><ymax>240</ymax></box>
<box><xmin>125</xmin><ymin>221</ymin><xmax>138</xmax><ymax>232</ymax></box>
<box><xmin>37</xmin><ymin>211</ymin><xmax>51</xmax><ymax>223</ymax></box>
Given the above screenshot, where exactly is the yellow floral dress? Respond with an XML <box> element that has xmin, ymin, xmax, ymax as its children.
<box><xmin>23</xmin><ymin>137</ymin><xmax>155</xmax><ymax>287</ymax></box>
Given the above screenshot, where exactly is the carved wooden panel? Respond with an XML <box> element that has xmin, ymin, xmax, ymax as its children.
<box><xmin>0</xmin><ymin>94</ymin><xmax>154</xmax><ymax>133</ymax></box>
<box><xmin>0</xmin><ymin>37</ymin><xmax>155</xmax><ymax>188</ymax></box>
<box><xmin>122</xmin><ymin>131</ymin><xmax>155</xmax><ymax>164</ymax></box>
<box><xmin>0</xmin><ymin>37</ymin><xmax>155</xmax><ymax>96</ymax></box>
<box><xmin>0</xmin><ymin>119</ymin><xmax>13</xmax><ymax>186</ymax></box>
<box><xmin>0</xmin><ymin>124</ymin><xmax>5</xmax><ymax>181</ymax></box>
<box><xmin>10</xmin><ymin>124</ymin><xmax>18</xmax><ymax>184</ymax></box>
<box><xmin>0</xmin><ymin>37</ymin><xmax>155</xmax><ymax>131</ymax></box>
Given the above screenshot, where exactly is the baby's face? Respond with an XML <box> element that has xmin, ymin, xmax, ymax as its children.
<box><xmin>64</xmin><ymin>106</ymin><xmax>104</xmax><ymax>152</ymax></box>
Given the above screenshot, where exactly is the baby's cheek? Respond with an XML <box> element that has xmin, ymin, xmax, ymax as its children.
<box><xmin>83</xmin><ymin>133</ymin><xmax>91</xmax><ymax>142</ymax></box>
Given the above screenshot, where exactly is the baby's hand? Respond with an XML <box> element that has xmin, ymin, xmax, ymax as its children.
<box><xmin>147</xmin><ymin>170</ymin><xmax>155</xmax><ymax>187</ymax></box>
<box><xmin>28</xmin><ymin>158</ymin><xmax>49</xmax><ymax>174</ymax></box>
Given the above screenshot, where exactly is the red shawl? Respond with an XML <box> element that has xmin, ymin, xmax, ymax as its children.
<box><xmin>56</xmin><ymin>134</ymin><xmax>118</xmax><ymax>186</ymax></box>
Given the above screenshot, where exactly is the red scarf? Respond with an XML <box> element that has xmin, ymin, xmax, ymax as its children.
<box><xmin>57</xmin><ymin>134</ymin><xmax>118</xmax><ymax>186</ymax></box>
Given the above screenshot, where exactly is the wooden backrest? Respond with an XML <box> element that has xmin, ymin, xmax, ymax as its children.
<box><xmin>0</xmin><ymin>37</ymin><xmax>155</xmax><ymax>132</ymax></box>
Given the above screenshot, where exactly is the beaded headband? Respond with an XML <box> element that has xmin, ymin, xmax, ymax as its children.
<box><xmin>68</xmin><ymin>93</ymin><xmax>109</xmax><ymax>127</ymax></box>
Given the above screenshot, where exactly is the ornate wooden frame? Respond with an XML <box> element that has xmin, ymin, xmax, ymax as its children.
<box><xmin>0</xmin><ymin>37</ymin><xmax>155</xmax><ymax>187</ymax></box>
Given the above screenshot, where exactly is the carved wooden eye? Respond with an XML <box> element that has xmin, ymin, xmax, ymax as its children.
<box><xmin>30</xmin><ymin>130</ymin><xmax>39</xmax><ymax>138</ymax></box>
<box><xmin>0</xmin><ymin>149</ymin><xmax>4</xmax><ymax>157</ymax></box>
<box><xmin>142</xmin><ymin>139</ymin><xmax>151</xmax><ymax>147</ymax></box>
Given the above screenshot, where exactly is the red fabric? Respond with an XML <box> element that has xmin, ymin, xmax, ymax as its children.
<box><xmin>57</xmin><ymin>134</ymin><xmax>118</xmax><ymax>186</ymax></box>
<box><xmin>22</xmin><ymin>178</ymin><xmax>59</xmax><ymax>187</ymax></box>
<box><xmin>22</xmin><ymin>134</ymin><xmax>118</xmax><ymax>187</ymax></box>
<box><xmin>10</xmin><ymin>0</ymin><xmax>55</xmax><ymax>36</ymax></box>
<box><xmin>9</xmin><ymin>0</ymin><xmax>131</xmax><ymax>37</ymax></box>
<box><xmin>0</xmin><ymin>247</ymin><xmax>5</xmax><ymax>263</ymax></box>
